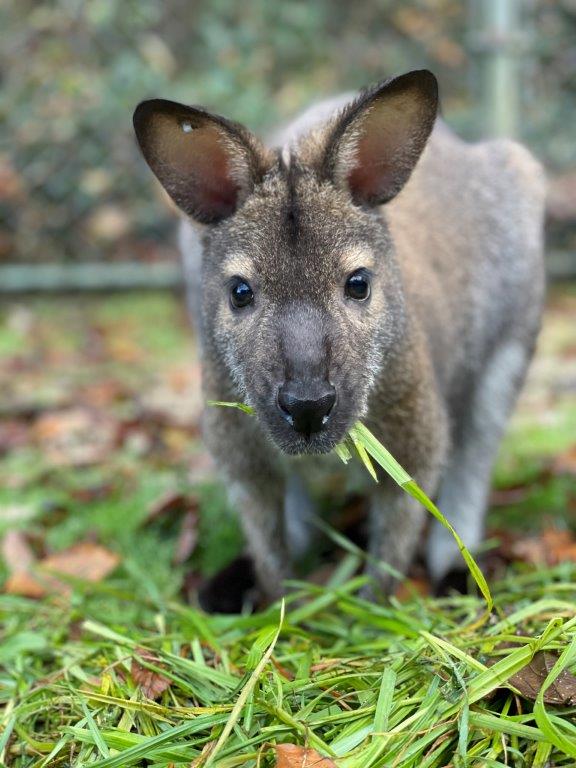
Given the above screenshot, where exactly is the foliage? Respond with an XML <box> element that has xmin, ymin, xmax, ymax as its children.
<box><xmin>2</xmin><ymin>0</ymin><xmax>575</xmax><ymax>265</ymax></box>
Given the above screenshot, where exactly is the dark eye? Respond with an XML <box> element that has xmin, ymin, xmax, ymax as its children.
<box><xmin>345</xmin><ymin>270</ymin><xmax>371</xmax><ymax>301</ymax></box>
<box><xmin>230</xmin><ymin>278</ymin><xmax>254</xmax><ymax>309</ymax></box>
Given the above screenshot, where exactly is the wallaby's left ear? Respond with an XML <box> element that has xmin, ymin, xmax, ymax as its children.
<box><xmin>133</xmin><ymin>99</ymin><xmax>272</xmax><ymax>224</ymax></box>
<box><xmin>323</xmin><ymin>70</ymin><xmax>438</xmax><ymax>206</ymax></box>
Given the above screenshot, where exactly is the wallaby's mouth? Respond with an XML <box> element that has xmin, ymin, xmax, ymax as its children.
<box><xmin>264</xmin><ymin>401</ymin><xmax>349</xmax><ymax>456</ymax></box>
<box><xmin>267</xmin><ymin>382</ymin><xmax>345</xmax><ymax>455</ymax></box>
<box><xmin>278</xmin><ymin>432</ymin><xmax>340</xmax><ymax>456</ymax></box>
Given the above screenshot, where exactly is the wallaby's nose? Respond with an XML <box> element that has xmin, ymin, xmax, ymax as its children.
<box><xmin>277</xmin><ymin>383</ymin><xmax>336</xmax><ymax>436</ymax></box>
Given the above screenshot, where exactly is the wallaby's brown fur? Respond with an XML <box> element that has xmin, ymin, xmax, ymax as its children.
<box><xmin>134</xmin><ymin>71</ymin><xmax>545</xmax><ymax>607</ymax></box>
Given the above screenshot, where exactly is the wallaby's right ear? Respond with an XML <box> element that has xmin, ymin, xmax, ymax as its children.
<box><xmin>133</xmin><ymin>99</ymin><xmax>271</xmax><ymax>224</ymax></box>
<box><xmin>322</xmin><ymin>70</ymin><xmax>438</xmax><ymax>206</ymax></box>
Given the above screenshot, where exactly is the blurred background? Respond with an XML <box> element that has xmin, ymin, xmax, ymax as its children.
<box><xmin>0</xmin><ymin>0</ymin><xmax>574</xmax><ymax>597</ymax></box>
<box><xmin>1</xmin><ymin>0</ymin><xmax>576</xmax><ymax>281</ymax></box>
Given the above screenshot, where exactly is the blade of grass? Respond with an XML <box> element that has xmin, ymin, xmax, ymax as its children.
<box><xmin>207</xmin><ymin>400</ymin><xmax>255</xmax><ymax>415</ymax></box>
<box><xmin>533</xmin><ymin>634</ymin><xmax>576</xmax><ymax>758</ymax></box>
<box><xmin>349</xmin><ymin>421</ymin><xmax>492</xmax><ymax>612</ymax></box>
<box><xmin>373</xmin><ymin>667</ymin><xmax>396</xmax><ymax>733</ymax></box>
<box><xmin>203</xmin><ymin>601</ymin><xmax>285</xmax><ymax>767</ymax></box>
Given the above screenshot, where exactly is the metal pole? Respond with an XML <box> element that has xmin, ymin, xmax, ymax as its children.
<box><xmin>0</xmin><ymin>262</ymin><xmax>183</xmax><ymax>294</ymax></box>
<box><xmin>469</xmin><ymin>0</ymin><xmax>523</xmax><ymax>138</ymax></box>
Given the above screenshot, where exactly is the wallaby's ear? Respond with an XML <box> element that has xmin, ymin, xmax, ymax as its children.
<box><xmin>133</xmin><ymin>99</ymin><xmax>271</xmax><ymax>224</ymax></box>
<box><xmin>323</xmin><ymin>70</ymin><xmax>438</xmax><ymax>206</ymax></box>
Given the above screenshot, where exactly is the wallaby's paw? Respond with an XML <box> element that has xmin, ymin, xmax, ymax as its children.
<box><xmin>434</xmin><ymin>567</ymin><xmax>470</xmax><ymax>597</ymax></box>
<box><xmin>197</xmin><ymin>556</ymin><xmax>259</xmax><ymax>614</ymax></box>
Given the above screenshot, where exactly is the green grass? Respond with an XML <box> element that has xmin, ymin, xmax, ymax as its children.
<box><xmin>1</xmin><ymin>562</ymin><xmax>575</xmax><ymax>766</ymax></box>
<box><xmin>1</xmin><ymin>291</ymin><xmax>576</xmax><ymax>766</ymax></box>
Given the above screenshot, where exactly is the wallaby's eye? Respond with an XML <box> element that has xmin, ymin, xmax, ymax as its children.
<box><xmin>345</xmin><ymin>270</ymin><xmax>371</xmax><ymax>301</ymax></box>
<box><xmin>230</xmin><ymin>278</ymin><xmax>254</xmax><ymax>309</ymax></box>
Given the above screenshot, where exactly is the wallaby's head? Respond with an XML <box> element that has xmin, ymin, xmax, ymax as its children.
<box><xmin>134</xmin><ymin>71</ymin><xmax>438</xmax><ymax>454</ymax></box>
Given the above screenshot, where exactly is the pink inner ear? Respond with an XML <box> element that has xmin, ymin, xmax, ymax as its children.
<box><xmin>347</xmin><ymin>124</ymin><xmax>394</xmax><ymax>204</ymax></box>
<box><xmin>193</xmin><ymin>145</ymin><xmax>239</xmax><ymax>219</ymax></box>
<box><xmin>165</xmin><ymin>122</ymin><xmax>241</xmax><ymax>220</ymax></box>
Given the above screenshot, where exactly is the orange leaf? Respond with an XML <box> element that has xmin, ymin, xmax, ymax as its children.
<box><xmin>40</xmin><ymin>542</ymin><xmax>120</xmax><ymax>583</ymax></box>
<box><xmin>275</xmin><ymin>744</ymin><xmax>337</xmax><ymax>767</ymax></box>
<box><xmin>4</xmin><ymin>541</ymin><xmax>119</xmax><ymax>598</ymax></box>
<box><xmin>395</xmin><ymin>577</ymin><xmax>431</xmax><ymax>602</ymax></box>
<box><xmin>553</xmin><ymin>445</ymin><xmax>576</xmax><ymax>475</ymax></box>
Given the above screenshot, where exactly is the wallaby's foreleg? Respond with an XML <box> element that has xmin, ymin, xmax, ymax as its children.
<box><xmin>366</xmin><ymin>484</ymin><xmax>426</xmax><ymax>596</ymax></box>
<box><xmin>232</xmin><ymin>481</ymin><xmax>291</xmax><ymax>602</ymax></box>
<box><xmin>284</xmin><ymin>473</ymin><xmax>316</xmax><ymax>560</ymax></box>
<box><xmin>203</xmin><ymin>403</ymin><xmax>291</xmax><ymax>603</ymax></box>
<box><xmin>427</xmin><ymin>339</ymin><xmax>532</xmax><ymax>583</ymax></box>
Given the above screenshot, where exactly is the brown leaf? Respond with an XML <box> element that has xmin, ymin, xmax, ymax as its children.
<box><xmin>173</xmin><ymin>509</ymin><xmax>199</xmax><ymax>565</ymax></box>
<box><xmin>4</xmin><ymin>571</ymin><xmax>47</xmax><ymax>599</ymax></box>
<box><xmin>145</xmin><ymin>491</ymin><xmax>193</xmax><ymax>523</ymax></box>
<box><xmin>552</xmin><ymin>445</ymin><xmax>576</xmax><ymax>475</ymax></box>
<box><xmin>41</xmin><ymin>542</ymin><xmax>120</xmax><ymax>582</ymax></box>
<box><xmin>143</xmin><ymin>491</ymin><xmax>199</xmax><ymax>564</ymax></box>
<box><xmin>274</xmin><ymin>745</ymin><xmax>337</xmax><ymax>768</ymax></box>
<box><xmin>395</xmin><ymin>577</ymin><xmax>431</xmax><ymax>602</ymax></box>
<box><xmin>541</xmin><ymin>527</ymin><xmax>576</xmax><ymax>563</ymax></box>
<box><xmin>4</xmin><ymin>542</ymin><xmax>119</xmax><ymax>598</ymax></box>
<box><xmin>34</xmin><ymin>408</ymin><xmax>117</xmax><ymax>466</ymax></box>
<box><xmin>1</xmin><ymin>530</ymin><xmax>36</xmax><ymax>574</ymax></box>
<box><xmin>510</xmin><ymin>651</ymin><xmax>576</xmax><ymax>705</ymax></box>
<box><xmin>131</xmin><ymin>648</ymin><xmax>172</xmax><ymax>699</ymax></box>
<box><xmin>498</xmin><ymin>526</ymin><xmax>576</xmax><ymax>567</ymax></box>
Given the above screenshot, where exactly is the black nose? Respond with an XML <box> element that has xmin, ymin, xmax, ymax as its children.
<box><xmin>277</xmin><ymin>382</ymin><xmax>336</xmax><ymax>436</ymax></box>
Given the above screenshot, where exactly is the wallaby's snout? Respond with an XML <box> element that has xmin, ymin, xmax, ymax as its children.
<box><xmin>277</xmin><ymin>381</ymin><xmax>336</xmax><ymax>437</ymax></box>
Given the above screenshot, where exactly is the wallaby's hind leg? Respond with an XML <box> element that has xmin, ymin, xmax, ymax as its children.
<box><xmin>427</xmin><ymin>338</ymin><xmax>533</xmax><ymax>585</ymax></box>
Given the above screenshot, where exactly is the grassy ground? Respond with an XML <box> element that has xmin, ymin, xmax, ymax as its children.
<box><xmin>0</xmin><ymin>289</ymin><xmax>575</xmax><ymax>766</ymax></box>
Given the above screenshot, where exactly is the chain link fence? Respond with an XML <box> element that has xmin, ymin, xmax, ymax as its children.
<box><xmin>1</xmin><ymin>0</ymin><xmax>575</xmax><ymax>284</ymax></box>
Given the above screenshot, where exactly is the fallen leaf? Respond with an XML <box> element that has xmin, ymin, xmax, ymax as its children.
<box><xmin>4</xmin><ymin>542</ymin><xmax>119</xmax><ymax>598</ymax></box>
<box><xmin>274</xmin><ymin>744</ymin><xmax>337</xmax><ymax>768</ymax></box>
<box><xmin>0</xmin><ymin>420</ymin><xmax>31</xmax><ymax>455</ymax></box>
<box><xmin>40</xmin><ymin>542</ymin><xmax>120</xmax><ymax>582</ymax></box>
<box><xmin>1</xmin><ymin>530</ymin><xmax>36</xmax><ymax>575</ymax></box>
<box><xmin>190</xmin><ymin>740</ymin><xmax>216</xmax><ymax>767</ymax></box>
<box><xmin>173</xmin><ymin>509</ymin><xmax>199</xmax><ymax>565</ymax></box>
<box><xmin>510</xmin><ymin>651</ymin><xmax>576</xmax><ymax>705</ymax></box>
<box><xmin>496</xmin><ymin>526</ymin><xmax>576</xmax><ymax>567</ymax></box>
<box><xmin>34</xmin><ymin>408</ymin><xmax>117</xmax><ymax>466</ymax></box>
<box><xmin>553</xmin><ymin>445</ymin><xmax>576</xmax><ymax>475</ymax></box>
<box><xmin>143</xmin><ymin>491</ymin><xmax>199</xmax><ymax>565</ymax></box>
<box><xmin>271</xmin><ymin>657</ymin><xmax>295</xmax><ymax>682</ymax></box>
<box><xmin>145</xmin><ymin>491</ymin><xmax>192</xmax><ymax>523</ymax></box>
<box><xmin>131</xmin><ymin>648</ymin><xmax>172</xmax><ymax>699</ymax></box>
<box><xmin>2</xmin><ymin>530</ymin><xmax>48</xmax><ymax>597</ymax></box>
<box><xmin>4</xmin><ymin>571</ymin><xmax>48</xmax><ymax>599</ymax></box>
<box><xmin>541</xmin><ymin>527</ymin><xmax>576</xmax><ymax>563</ymax></box>
<box><xmin>395</xmin><ymin>577</ymin><xmax>431</xmax><ymax>602</ymax></box>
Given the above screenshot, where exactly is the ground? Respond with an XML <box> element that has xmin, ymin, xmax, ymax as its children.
<box><xmin>0</xmin><ymin>287</ymin><xmax>575</xmax><ymax>766</ymax></box>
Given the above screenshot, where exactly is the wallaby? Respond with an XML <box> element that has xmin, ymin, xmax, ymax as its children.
<box><xmin>133</xmin><ymin>70</ymin><xmax>545</xmax><ymax>605</ymax></box>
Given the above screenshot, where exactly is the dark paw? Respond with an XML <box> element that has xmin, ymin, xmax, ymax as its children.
<box><xmin>434</xmin><ymin>568</ymin><xmax>470</xmax><ymax>596</ymax></box>
<box><xmin>197</xmin><ymin>556</ymin><xmax>259</xmax><ymax>614</ymax></box>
